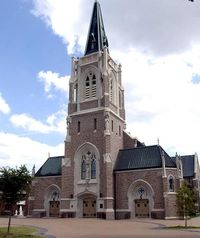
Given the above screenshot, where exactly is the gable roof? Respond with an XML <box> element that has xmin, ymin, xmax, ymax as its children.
<box><xmin>114</xmin><ymin>145</ymin><xmax>176</xmax><ymax>172</ymax></box>
<box><xmin>181</xmin><ymin>155</ymin><xmax>195</xmax><ymax>177</ymax></box>
<box><xmin>35</xmin><ymin>156</ymin><xmax>64</xmax><ymax>177</ymax></box>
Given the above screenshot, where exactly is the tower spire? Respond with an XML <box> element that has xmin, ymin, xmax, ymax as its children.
<box><xmin>85</xmin><ymin>1</ymin><xmax>109</xmax><ymax>55</ymax></box>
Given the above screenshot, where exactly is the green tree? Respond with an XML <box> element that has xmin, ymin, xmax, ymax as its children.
<box><xmin>0</xmin><ymin>165</ymin><xmax>32</xmax><ymax>233</ymax></box>
<box><xmin>176</xmin><ymin>181</ymin><xmax>196</xmax><ymax>227</ymax></box>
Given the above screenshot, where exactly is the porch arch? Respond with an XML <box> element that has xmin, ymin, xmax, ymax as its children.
<box><xmin>44</xmin><ymin>184</ymin><xmax>61</xmax><ymax>217</ymax></box>
<box><xmin>127</xmin><ymin>179</ymin><xmax>154</xmax><ymax>218</ymax></box>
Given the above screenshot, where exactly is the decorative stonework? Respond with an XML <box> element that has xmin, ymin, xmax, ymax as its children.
<box><xmin>103</xmin><ymin>153</ymin><xmax>112</xmax><ymax>163</ymax></box>
<box><xmin>104</xmin><ymin>111</ymin><xmax>110</xmax><ymax>135</ymax></box>
<box><xmin>62</xmin><ymin>157</ymin><xmax>71</xmax><ymax>167</ymax></box>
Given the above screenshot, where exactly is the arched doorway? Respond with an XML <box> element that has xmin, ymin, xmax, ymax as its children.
<box><xmin>127</xmin><ymin>179</ymin><xmax>154</xmax><ymax>218</ymax></box>
<box><xmin>77</xmin><ymin>193</ymin><xmax>97</xmax><ymax>218</ymax></box>
<box><xmin>44</xmin><ymin>185</ymin><xmax>61</xmax><ymax>217</ymax></box>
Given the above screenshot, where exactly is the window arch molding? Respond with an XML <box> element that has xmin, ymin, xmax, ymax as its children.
<box><xmin>74</xmin><ymin>142</ymin><xmax>100</xmax><ymax>183</ymax></box>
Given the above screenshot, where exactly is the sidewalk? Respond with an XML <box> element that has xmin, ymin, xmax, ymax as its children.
<box><xmin>0</xmin><ymin>217</ymin><xmax>200</xmax><ymax>238</ymax></box>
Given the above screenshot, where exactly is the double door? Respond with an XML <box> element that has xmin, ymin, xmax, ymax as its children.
<box><xmin>135</xmin><ymin>199</ymin><xmax>149</xmax><ymax>218</ymax></box>
<box><xmin>83</xmin><ymin>198</ymin><xmax>96</xmax><ymax>218</ymax></box>
<box><xmin>49</xmin><ymin>201</ymin><xmax>60</xmax><ymax>217</ymax></box>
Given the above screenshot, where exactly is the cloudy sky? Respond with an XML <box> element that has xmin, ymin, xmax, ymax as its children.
<box><xmin>0</xmin><ymin>0</ymin><xmax>200</xmax><ymax>171</ymax></box>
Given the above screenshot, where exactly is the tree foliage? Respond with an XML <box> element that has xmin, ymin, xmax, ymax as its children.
<box><xmin>0</xmin><ymin>165</ymin><xmax>32</xmax><ymax>206</ymax></box>
<box><xmin>176</xmin><ymin>181</ymin><xmax>196</xmax><ymax>217</ymax></box>
<box><xmin>0</xmin><ymin>165</ymin><xmax>32</xmax><ymax>233</ymax></box>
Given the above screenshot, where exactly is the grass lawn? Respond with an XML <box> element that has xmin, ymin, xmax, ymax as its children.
<box><xmin>0</xmin><ymin>226</ymin><xmax>43</xmax><ymax>238</ymax></box>
<box><xmin>164</xmin><ymin>225</ymin><xmax>200</xmax><ymax>229</ymax></box>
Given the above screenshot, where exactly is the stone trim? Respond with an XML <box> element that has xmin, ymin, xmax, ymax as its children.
<box><xmin>70</xmin><ymin>107</ymin><xmax>104</xmax><ymax>117</ymax></box>
<box><xmin>28</xmin><ymin>196</ymin><xmax>35</xmax><ymax>200</ymax></box>
<box><xmin>100</xmin><ymin>197</ymin><xmax>114</xmax><ymax>200</ymax></box>
<box><xmin>33</xmin><ymin>209</ymin><xmax>45</xmax><ymax>212</ymax></box>
<box><xmin>116</xmin><ymin>209</ymin><xmax>130</xmax><ymax>212</ymax></box>
<box><xmin>152</xmin><ymin>209</ymin><xmax>165</xmax><ymax>211</ymax></box>
<box><xmin>115</xmin><ymin>168</ymin><xmax>162</xmax><ymax>174</ymax></box>
<box><xmin>165</xmin><ymin>216</ymin><xmax>179</xmax><ymax>220</ymax></box>
<box><xmin>60</xmin><ymin>198</ymin><xmax>73</xmax><ymax>201</ymax></box>
<box><xmin>60</xmin><ymin>209</ymin><xmax>75</xmax><ymax>212</ymax></box>
<box><xmin>35</xmin><ymin>175</ymin><xmax>61</xmax><ymax>178</ymax></box>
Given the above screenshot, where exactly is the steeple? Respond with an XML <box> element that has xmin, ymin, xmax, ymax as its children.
<box><xmin>85</xmin><ymin>0</ymin><xmax>109</xmax><ymax>56</ymax></box>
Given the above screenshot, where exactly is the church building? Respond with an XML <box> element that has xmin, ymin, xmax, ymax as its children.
<box><xmin>29</xmin><ymin>1</ymin><xmax>200</xmax><ymax>220</ymax></box>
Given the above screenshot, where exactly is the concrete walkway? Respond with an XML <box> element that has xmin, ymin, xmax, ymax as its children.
<box><xmin>0</xmin><ymin>217</ymin><xmax>200</xmax><ymax>238</ymax></box>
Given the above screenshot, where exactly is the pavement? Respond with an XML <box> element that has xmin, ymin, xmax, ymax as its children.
<box><xmin>0</xmin><ymin>216</ymin><xmax>200</xmax><ymax>238</ymax></box>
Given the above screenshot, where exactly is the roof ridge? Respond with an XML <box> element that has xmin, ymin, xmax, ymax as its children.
<box><xmin>119</xmin><ymin>144</ymin><xmax>159</xmax><ymax>152</ymax></box>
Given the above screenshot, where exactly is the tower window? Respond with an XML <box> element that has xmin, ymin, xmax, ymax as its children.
<box><xmin>73</xmin><ymin>84</ymin><xmax>78</xmax><ymax>102</ymax></box>
<box><xmin>110</xmin><ymin>79</ymin><xmax>113</xmax><ymax>102</ymax></box>
<box><xmin>81</xmin><ymin>160</ymin><xmax>86</xmax><ymax>179</ymax></box>
<box><xmin>168</xmin><ymin>176</ymin><xmax>174</xmax><ymax>192</ymax></box>
<box><xmin>78</xmin><ymin>121</ymin><xmax>80</xmax><ymax>133</ymax></box>
<box><xmin>91</xmin><ymin>159</ymin><xmax>96</xmax><ymax>179</ymax></box>
<box><xmin>111</xmin><ymin>120</ymin><xmax>114</xmax><ymax>132</ymax></box>
<box><xmin>94</xmin><ymin>118</ymin><xmax>97</xmax><ymax>130</ymax></box>
<box><xmin>85</xmin><ymin>72</ymin><xmax>96</xmax><ymax>99</ymax></box>
<box><xmin>119</xmin><ymin>125</ymin><xmax>121</xmax><ymax>136</ymax></box>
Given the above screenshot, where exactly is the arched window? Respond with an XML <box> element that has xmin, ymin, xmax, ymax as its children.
<box><xmin>109</xmin><ymin>72</ymin><xmax>117</xmax><ymax>105</ymax></box>
<box><xmin>80</xmin><ymin>152</ymin><xmax>96</xmax><ymax>180</ymax></box>
<box><xmin>168</xmin><ymin>176</ymin><xmax>174</xmax><ymax>192</ymax></box>
<box><xmin>73</xmin><ymin>84</ymin><xmax>78</xmax><ymax>102</ymax></box>
<box><xmin>81</xmin><ymin>159</ymin><xmax>86</xmax><ymax>179</ymax></box>
<box><xmin>91</xmin><ymin>159</ymin><xmax>96</xmax><ymax>179</ymax></box>
<box><xmin>110</xmin><ymin>79</ymin><xmax>113</xmax><ymax>102</ymax></box>
<box><xmin>85</xmin><ymin>72</ymin><xmax>96</xmax><ymax>99</ymax></box>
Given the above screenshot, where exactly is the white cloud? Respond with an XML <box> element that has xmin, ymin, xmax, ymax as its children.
<box><xmin>38</xmin><ymin>70</ymin><xmax>69</xmax><ymax>98</ymax></box>
<box><xmin>32</xmin><ymin>0</ymin><xmax>200</xmax><ymax>56</ymax></box>
<box><xmin>113</xmin><ymin>47</ymin><xmax>200</xmax><ymax>156</ymax></box>
<box><xmin>0</xmin><ymin>93</ymin><xmax>11</xmax><ymax>114</ymax></box>
<box><xmin>0</xmin><ymin>131</ymin><xmax>63</xmax><ymax>170</ymax></box>
<box><xmin>32</xmin><ymin>0</ymin><xmax>87</xmax><ymax>54</ymax></box>
<box><xmin>31</xmin><ymin>1</ymin><xmax>200</xmax><ymax>157</ymax></box>
<box><xmin>10</xmin><ymin>110</ymin><xmax>66</xmax><ymax>135</ymax></box>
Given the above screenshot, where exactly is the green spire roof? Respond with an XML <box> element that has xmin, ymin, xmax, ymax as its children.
<box><xmin>85</xmin><ymin>1</ymin><xmax>109</xmax><ymax>55</ymax></box>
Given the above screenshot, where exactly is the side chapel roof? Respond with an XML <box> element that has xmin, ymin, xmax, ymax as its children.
<box><xmin>114</xmin><ymin>145</ymin><xmax>176</xmax><ymax>172</ymax></box>
<box><xmin>35</xmin><ymin>156</ymin><xmax>64</xmax><ymax>177</ymax></box>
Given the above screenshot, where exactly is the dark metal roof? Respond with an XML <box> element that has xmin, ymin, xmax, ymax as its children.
<box><xmin>181</xmin><ymin>155</ymin><xmax>195</xmax><ymax>177</ymax></box>
<box><xmin>85</xmin><ymin>1</ymin><xmax>109</xmax><ymax>55</ymax></box>
<box><xmin>35</xmin><ymin>156</ymin><xmax>63</xmax><ymax>177</ymax></box>
<box><xmin>114</xmin><ymin>145</ymin><xmax>176</xmax><ymax>171</ymax></box>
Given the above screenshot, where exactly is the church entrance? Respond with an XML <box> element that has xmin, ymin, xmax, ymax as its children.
<box><xmin>83</xmin><ymin>197</ymin><xmax>96</xmax><ymax>218</ymax></box>
<box><xmin>135</xmin><ymin>199</ymin><xmax>149</xmax><ymax>218</ymax></box>
<box><xmin>49</xmin><ymin>201</ymin><xmax>60</xmax><ymax>217</ymax></box>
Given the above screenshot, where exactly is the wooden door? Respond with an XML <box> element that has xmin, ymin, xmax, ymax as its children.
<box><xmin>135</xmin><ymin>199</ymin><xmax>149</xmax><ymax>218</ymax></box>
<box><xmin>49</xmin><ymin>201</ymin><xmax>60</xmax><ymax>217</ymax></box>
<box><xmin>83</xmin><ymin>198</ymin><xmax>96</xmax><ymax>218</ymax></box>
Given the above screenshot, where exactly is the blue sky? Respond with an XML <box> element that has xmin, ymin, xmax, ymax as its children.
<box><xmin>0</xmin><ymin>0</ymin><xmax>68</xmax><ymax>144</ymax></box>
<box><xmin>0</xmin><ymin>0</ymin><xmax>200</xmax><ymax>170</ymax></box>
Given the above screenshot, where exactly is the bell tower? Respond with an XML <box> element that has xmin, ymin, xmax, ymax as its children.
<box><xmin>61</xmin><ymin>0</ymin><xmax>125</xmax><ymax>219</ymax></box>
